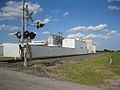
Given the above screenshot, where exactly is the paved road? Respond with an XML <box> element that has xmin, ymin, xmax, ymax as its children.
<box><xmin>0</xmin><ymin>68</ymin><xmax>104</xmax><ymax>90</ymax></box>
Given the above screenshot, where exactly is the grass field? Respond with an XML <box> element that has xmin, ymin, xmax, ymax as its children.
<box><xmin>0</xmin><ymin>56</ymin><xmax>13</xmax><ymax>61</ymax></box>
<box><xmin>54</xmin><ymin>52</ymin><xmax>120</xmax><ymax>86</ymax></box>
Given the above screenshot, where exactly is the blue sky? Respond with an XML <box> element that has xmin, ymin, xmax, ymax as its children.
<box><xmin>0</xmin><ymin>0</ymin><xmax>120</xmax><ymax>50</ymax></box>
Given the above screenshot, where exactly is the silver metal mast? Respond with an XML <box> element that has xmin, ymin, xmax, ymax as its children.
<box><xmin>22</xmin><ymin>0</ymin><xmax>25</xmax><ymax>43</ymax></box>
<box><xmin>22</xmin><ymin>0</ymin><xmax>27</xmax><ymax>67</ymax></box>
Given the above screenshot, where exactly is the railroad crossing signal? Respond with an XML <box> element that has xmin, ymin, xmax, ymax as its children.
<box><xmin>24</xmin><ymin>31</ymin><xmax>29</xmax><ymax>39</ymax></box>
<box><xmin>14</xmin><ymin>0</ymin><xmax>46</xmax><ymax>67</ymax></box>
<box><xmin>15</xmin><ymin>31</ymin><xmax>36</xmax><ymax>40</ymax></box>
<box><xmin>24</xmin><ymin>31</ymin><xmax>36</xmax><ymax>39</ymax></box>
<box><xmin>29</xmin><ymin>32</ymin><xmax>36</xmax><ymax>39</ymax></box>
<box><xmin>36</xmin><ymin>21</ymin><xmax>45</xmax><ymax>29</ymax></box>
<box><xmin>25</xmin><ymin>3</ymin><xmax>34</xmax><ymax>22</ymax></box>
<box><xmin>15</xmin><ymin>32</ymin><xmax>22</xmax><ymax>39</ymax></box>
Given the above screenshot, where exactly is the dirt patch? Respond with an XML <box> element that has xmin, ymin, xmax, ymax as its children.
<box><xmin>0</xmin><ymin>53</ymin><xmax>99</xmax><ymax>77</ymax></box>
<box><xmin>103</xmin><ymin>80</ymin><xmax>120</xmax><ymax>90</ymax></box>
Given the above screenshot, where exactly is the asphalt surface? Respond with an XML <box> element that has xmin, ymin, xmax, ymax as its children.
<box><xmin>0</xmin><ymin>68</ymin><xmax>105</xmax><ymax>90</ymax></box>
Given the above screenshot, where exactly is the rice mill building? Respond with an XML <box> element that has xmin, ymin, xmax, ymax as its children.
<box><xmin>0</xmin><ymin>35</ymin><xmax>96</xmax><ymax>58</ymax></box>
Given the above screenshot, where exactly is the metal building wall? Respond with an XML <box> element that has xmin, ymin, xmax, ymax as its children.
<box><xmin>0</xmin><ymin>46</ymin><xmax>3</xmax><ymax>56</ymax></box>
<box><xmin>3</xmin><ymin>43</ymin><xmax>20</xmax><ymax>57</ymax></box>
<box><xmin>31</xmin><ymin>45</ymin><xmax>88</xmax><ymax>58</ymax></box>
<box><xmin>31</xmin><ymin>46</ymin><xmax>73</xmax><ymax>57</ymax></box>
<box><xmin>1</xmin><ymin>43</ymin><xmax>88</xmax><ymax>58</ymax></box>
<box><xmin>62</xmin><ymin>39</ymin><xmax>75</xmax><ymax>48</ymax></box>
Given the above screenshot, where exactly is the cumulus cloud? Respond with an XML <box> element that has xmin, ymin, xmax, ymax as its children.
<box><xmin>67</xmin><ymin>33</ymin><xmax>103</xmax><ymax>40</ymax></box>
<box><xmin>35</xmin><ymin>17</ymin><xmax>51</xmax><ymax>24</ymax></box>
<box><xmin>108</xmin><ymin>30</ymin><xmax>117</xmax><ymax>36</ymax></box>
<box><xmin>67</xmin><ymin>33</ymin><xmax>84</xmax><ymax>38</ymax></box>
<box><xmin>84</xmin><ymin>30</ymin><xmax>120</xmax><ymax>40</ymax></box>
<box><xmin>8</xmin><ymin>32</ymin><xmax>17</xmax><ymax>36</ymax></box>
<box><xmin>108</xmin><ymin>5</ymin><xmax>120</xmax><ymax>10</ymax></box>
<box><xmin>0</xmin><ymin>24</ymin><xmax>21</xmax><ymax>31</ymax></box>
<box><xmin>41</xmin><ymin>31</ymin><xmax>50</xmax><ymax>35</ymax></box>
<box><xmin>101</xmin><ymin>30</ymin><xmax>120</xmax><ymax>40</ymax></box>
<box><xmin>67</xmin><ymin>27</ymin><xmax>120</xmax><ymax>40</ymax></box>
<box><xmin>63</xmin><ymin>11</ymin><xmax>69</xmax><ymax>17</ymax></box>
<box><xmin>70</xmin><ymin>24</ymin><xmax>108</xmax><ymax>33</ymax></box>
<box><xmin>0</xmin><ymin>1</ymin><xmax>42</xmax><ymax>20</ymax></box>
<box><xmin>108</xmin><ymin>0</ymin><xmax>120</xmax><ymax>2</ymax></box>
<box><xmin>42</xmin><ymin>18</ymin><xmax>51</xmax><ymax>24</ymax></box>
<box><xmin>84</xmin><ymin>34</ymin><xmax>101</xmax><ymax>39</ymax></box>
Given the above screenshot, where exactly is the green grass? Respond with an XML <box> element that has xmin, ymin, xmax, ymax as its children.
<box><xmin>55</xmin><ymin>52</ymin><xmax>120</xmax><ymax>86</ymax></box>
<box><xmin>0</xmin><ymin>56</ymin><xmax>13</xmax><ymax>61</ymax></box>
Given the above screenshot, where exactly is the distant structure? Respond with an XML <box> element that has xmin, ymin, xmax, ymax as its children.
<box><xmin>48</xmin><ymin>34</ymin><xmax>96</xmax><ymax>53</ymax></box>
<box><xmin>48</xmin><ymin>32</ymin><xmax>64</xmax><ymax>47</ymax></box>
<box><xmin>0</xmin><ymin>33</ymin><xmax>96</xmax><ymax>58</ymax></box>
<box><xmin>84</xmin><ymin>38</ymin><xmax>96</xmax><ymax>53</ymax></box>
<box><xmin>30</xmin><ymin>40</ymin><xmax>48</xmax><ymax>46</ymax></box>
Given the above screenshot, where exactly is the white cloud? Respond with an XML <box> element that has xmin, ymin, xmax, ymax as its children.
<box><xmin>67</xmin><ymin>24</ymin><xmax>120</xmax><ymax>40</ymax></box>
<box><xmin>100</xmin><ymin>30</ymin><xmax>120</xmax><ymax>40</ymax></box>
<box><xmin>67</xmin><ymin>33</ymin><xmax>102</xmax><ymax>40</ymax></box>
<box><xmin>0</xmin><ymin>1</ymin><xmax>42</xmax><ymax>20</ymax></box>
<box><xmin>108</xmin><ymin>0</ymin><xmax>120</xmax><ymax>2</ymax></box>
<box><xmin>67</xmin><ymin>30</ymin><xmax>120</xmax><ymax>41</ymax></box>
<box><xmin>70</xmin><ymin>26</ymin><xmax>86</xmax><ymax>33</ymax></box>
<box><xmin>67</xmin><ymin>33</ymin><xmax>84</xmax><ymax>38</ymax></box>
<box><xmin>70</xmin><ymin>24</ymin><xmax>107</xmax><ymax>33</ymax></box>
<box><xmin>35</xmin><ymin>17</ymin><xmax>51</xmax><ymax>24</ymax></box>
<box><xmin>107</xmin><ymin>30</ymin><xmax>117</xmax><ymax>36</ymax></box>
<box><xmin>0</xmin><ymin>24</ymin><xmax>21</xmax><ymax>30</ymax></box>
<box><xmin>84</xmin><ymin>30</ymin><xmax>120</xmax><ymax>40</ymax></box>
<box><xmin>63</xmin><ymin>11</ymin><xmax>69</xmax><ymax>17</ymax></box>
<box><xmin>8</xmin><ymin>32</ymin><xmax>17</xmax><ymax>36</ymax></box>
<box><xmin>84</xmin><ymin>34</ymin><xmax>101</xmax><ymax>39</ymax></box>
<box><xmin>41</xmin><ymin>31</ymin><xmax>50</xmax><ymax>35</ymax></box>
<box><xmin>42</xmin><ymin>18</ymin><xmax>51</xmax><ymax>24</ymax></box>
<box><xmin>106</xmin><ymin>30</ymin><xmax>120</xmax><ymax>38</ymax></box>
<box><xmin>108</xmin><ymin>6</ymin><xmax>120</xmax><ymax>11</ymax></box>
<box><xmin>100</xmin><ymin>36</ymin><xmax>109</xmax><ymax>40</ymax></box>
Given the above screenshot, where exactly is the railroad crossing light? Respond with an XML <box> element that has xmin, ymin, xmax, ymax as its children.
<box><xmin>36</xmin><ymin>21</ymin><xmax>45</xmax><ymax>29</ymax></box>
<box><xmin>24</xmin><ymin>31</ymin><xmax>30</xmax><ymax>39</ymax></box>
<box><xmin>23</xmin><ymin>31</ymin><xmax>36</xmax><ymax>39</ymax></box>
<box><xmin>30</xmin><ymin>32</ymin><xmax>36</xmax><ymax>39</ymax></box>
<box><xmin>15</xmin><ymin>32</ymin><xmax>21</xmax><ymax>39</ymax></box>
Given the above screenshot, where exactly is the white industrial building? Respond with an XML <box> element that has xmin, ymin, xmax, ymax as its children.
<box><xmin>0</xmin><ymin>35</ymin><xmax>96</xmax><ymax>58</ymax></box>
<box><xmin>0</xmin><ymin>43</ymin><xmax>19</xmax><ymax>57</ymax></box>
<box><xmin>84</xmin><ymin>38</ymin><xmax>96</xmax><ymax>53</ymax></box>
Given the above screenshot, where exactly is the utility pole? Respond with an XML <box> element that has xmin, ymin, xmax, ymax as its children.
<box><xmin>22</xmin><ymin>0</ymin><xmax>25</xmax><ymax>43</ymax></box>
